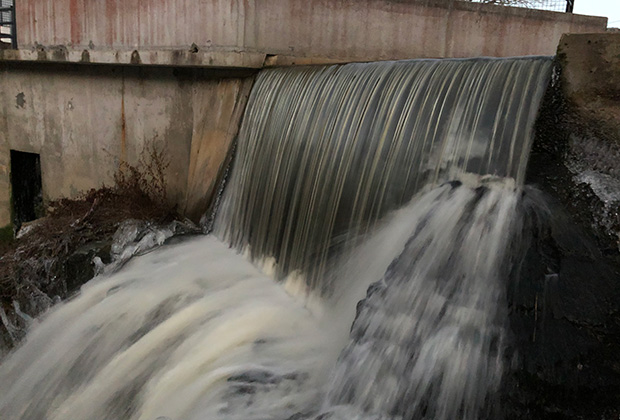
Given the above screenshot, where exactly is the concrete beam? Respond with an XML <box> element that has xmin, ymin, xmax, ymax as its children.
<box><xmin>0</xmin><ymin>47</ymin><xmax>267</xmax><ymax>69</ymax></box>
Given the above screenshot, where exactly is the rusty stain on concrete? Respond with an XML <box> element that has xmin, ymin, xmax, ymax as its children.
<box><xmin>69</xmin><ymin>0</ymin><xmax>82</xmax><ymax>45</ymax></box>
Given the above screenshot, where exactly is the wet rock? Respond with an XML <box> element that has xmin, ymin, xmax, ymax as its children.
<box><xmin>62</xmin><ymin>240</ymin><xmax>112</xmax><ymax>295</ymax></box>
<box><xmin>508</xmin><ymin>62</ymin><xmax>620</xmax><ymax>420</ymax></box>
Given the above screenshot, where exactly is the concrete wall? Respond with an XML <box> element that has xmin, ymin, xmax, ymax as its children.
<box><xmin>0</xmin><ymin>100</ymin><xmax>9</xmax><ymax>228</ymax></box>
<box><xmin>14</xmin><ymin>0</ymin><xmax>606</xmax><ymax>65</ymax></box>
<box><xmin>558</xmin><ymin>33</ymin><xmax>620</xmax><ymax>142</ymax></box>
<box><xmin>0</xmin><ymin>62</ymin><xmax>252</xmax><ymax>226</ymax></box>
<box><xmin>559</xmin><ymin>33</ymin><xmax>620</xmax><ymax>104</ymax></box>
<box><xmin>0</xmin><ymin>2</ymin><xmax>609</xmax><ymax>228</ymax></box>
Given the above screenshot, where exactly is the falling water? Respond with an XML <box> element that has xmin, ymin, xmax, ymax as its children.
<box><xmin>0</xmin><ymin>57</ymin><xmax>553</xmax><ymax>420</ymax></box>
<box><xmin>0</xmin><ymin>178</ymin><xmax>524</xmax><ymax>420</ymax></box>
<box><xmin>216</xmin><ymin>57</ymin><xmax>551</xmax><ymax>287</ymax></box>
<box><xmin>322</xmin><ymin>178</ymin><xmax>520</xmax><ymax>420</ymax></box>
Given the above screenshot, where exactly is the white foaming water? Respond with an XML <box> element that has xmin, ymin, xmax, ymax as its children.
<box><xmin>322</xmin><ymin>178</ymin><xmax>520</xmax><ymax>420</ymax></box>
<box><xmin>0</xmin><ymin>237</ymin><xmax>344</xmax><ymax>420</ymax></box>
<box><xmin>0</xmin><ymin>176</ymin><xmax>523</xmax><ymax>420</ymax></box>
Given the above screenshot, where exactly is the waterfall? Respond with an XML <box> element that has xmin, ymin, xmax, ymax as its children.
<box><xmin>0</xmin><ymin>56</ymin><xmax>553</xmax><ymax>420</ymax></box>
<box><xmin>322</xmin><ymin>178</ymin><xmax>520</xmax><ymax>420</ymax></box>
<box><xmin>216</xmin><ymin>57</ymin><xmax>551</xmax><ymax>288</ymax></box>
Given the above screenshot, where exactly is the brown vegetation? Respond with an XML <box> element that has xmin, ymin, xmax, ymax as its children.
<box><xmin>0</xmin><ymin>142</ymin><xmax>180</xmax><ymax>323</ymax></box>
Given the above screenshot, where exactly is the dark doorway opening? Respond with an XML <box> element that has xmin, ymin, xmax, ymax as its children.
<box><xmin>10</xmin><ymin>150</ymin><xmax>43</xmax><ymax>228</ymax></box>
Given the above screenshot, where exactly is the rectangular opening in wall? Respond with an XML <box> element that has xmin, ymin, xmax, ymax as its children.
<box><xmin>10</xmin><ymin>150</ymin><xmax>43</xmax><ymax>227</ymax></box>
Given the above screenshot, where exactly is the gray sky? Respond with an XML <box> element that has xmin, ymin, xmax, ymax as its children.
<box><xmin>574</xmin><ymin>0</ymin><xmax>620</xmax><ymax>27</ymax></box>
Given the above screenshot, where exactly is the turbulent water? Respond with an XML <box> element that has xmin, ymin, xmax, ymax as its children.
<box><xmin>0</xmin><ymin>237</ymin><xmax>340</xmax><ymax>420</ymax></box>
<box><xmin>0</xmin><ymin>57</ymin><xmax>553</xmax><ymax>419</ymax></box>
<box><xmin>323</xmin><ymin>178</ymin><xmax>520</xmax><ymax>420</ymax></box>
<box><xmin>0</xmin><ymin>179</ymin><xmax>523</xmax><ymax>420</ymax></box>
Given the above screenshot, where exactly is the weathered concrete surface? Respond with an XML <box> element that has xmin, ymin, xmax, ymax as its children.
<box><xmin>183</xmin><ymin>77</ymin><xmax>254</xmax><ymax>221</ymax></box>
<box><xmin>559</xmin><ymin>33</ymin><xmax>620</xmax><ymax>100</ymax></box>
<box><xmin>558</xmin><ymin>33</ymin><xmax>620</xmax><ymax>142</ymax></box>
<box><xmin>11</xmin><ymin>0</ymin><xmax>606</xmax><ymax>67</ymax></box>
<box><xmin>0</xmin><ymin>102</ymin><xmax>10</xmax><ymax>228</ymax></box>
<box><xmin>514</xmin><ymin>37</ymin><xmax>620</xmax><ymax>416</ymax></box>
<box><xmin>0</xmin><ymin>47</ymin><xmax>267</xmax><ymax>69</ymax></box>
<box><xmin>486</xmin><ymin>34</ymin><xmax>620</xmax><ymax>420</ymax></box>
<box><xmin>0</xmin><ymin>62</ymin><xmax>253</xmax><ymax>223</ymax></box>
<box><xmin>554</xmin><ymin>33</ymin><xmax>620</xmax><ymax>249</ymax></box>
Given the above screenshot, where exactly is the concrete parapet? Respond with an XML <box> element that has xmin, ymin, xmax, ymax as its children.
<box><xmin>10</xmin><ymin>0</ymin><xmax>607</xmax><ymax>67</ymax></box>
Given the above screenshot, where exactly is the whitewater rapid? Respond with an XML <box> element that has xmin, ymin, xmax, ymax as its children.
<box><xmin>0</xmin><ymin>177</ymin><xmax>525</xmax><ymax>420</ymax></box>
<box><xmin>0</xmin><ymin>236</ymin><xmax>344</xmax><ymax>420</ymax></box>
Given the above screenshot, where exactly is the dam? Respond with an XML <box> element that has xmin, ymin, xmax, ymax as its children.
<box><xmin>0</xmin><ymin>55</ymin><xmax>552</xmax><ymax>420</ymax></box>
<box><xmin>1</xmin><ymin>1</ymin><xmax>620</xmax><ymax>420</ymax></box>
<box><xmin>0</xmin><ymin>0</ymin><xmax>607</xmax><ymax>227</ymax></box>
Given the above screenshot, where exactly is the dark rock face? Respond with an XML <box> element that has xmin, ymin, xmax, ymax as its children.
<box><xmin>504</xmin><ymin>189</ymin><xmax>620</xmax><ymax>420</ymax></box>
<box><xmin>61</xmin><ymin>241</ymin><xmax>112</xmax><ymax>295</ymax></box>
<box><xmin>507</xmin><ymin>63</ymin><xmax>620</xmax><ymax>420</ymax></box>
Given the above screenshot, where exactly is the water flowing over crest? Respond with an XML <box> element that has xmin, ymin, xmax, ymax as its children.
<box><xmin>216</xmin><ymin>57</ymin><xmax>551</xmax><ymax>286</ymax></box>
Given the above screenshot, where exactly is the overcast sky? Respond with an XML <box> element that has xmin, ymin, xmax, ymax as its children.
<box><xmin>573</xmin><ymin>0</ymin><xmax>620</xmax><ymax>27</ymax></box>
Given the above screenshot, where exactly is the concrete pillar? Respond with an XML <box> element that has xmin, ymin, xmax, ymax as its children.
<box><xmin>182</xmin><ymin>77</ymin><xmax>254</xmax><ymax>222</ymax></box>
<box><xmin>0</xmin><ymin>64</ymin><xmax>11</xmax><ymax>229</ymax></box>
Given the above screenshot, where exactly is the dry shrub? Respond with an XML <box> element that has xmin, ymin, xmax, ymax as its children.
<box><xmin>114</xmin><ymin>141</ymin><xmax>170</xmax><ymax>207</ymax></box>
<box><xmin>0</xmin><ymin>141</ymin><xmax>180</xmax><ymax>315</ymax></box>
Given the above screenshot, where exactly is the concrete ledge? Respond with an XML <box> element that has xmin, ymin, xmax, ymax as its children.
<box><xmin>0</xmin><ymin>47</ymin><xmax>413</xmax><ymax>70</ymax></box>
<box><xmin>0</xmin><ymin>47</ymin><xmax>268</xmax><ymax>69</ymax></box>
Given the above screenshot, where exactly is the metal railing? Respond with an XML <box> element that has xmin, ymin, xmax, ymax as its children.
<box><xmin>533</xmin><ymin>0</ymin><xmax>574</xmax><ymax>13</ymax></box>
<box><xmin>0</xmin><ymin>0</ymin><xmax>16</xmax><ymax>49</ymax></box>
<box><xmin>468</xmin><ymin>0</ymin><xmax>574</xmax><ymax>13</ymax></box>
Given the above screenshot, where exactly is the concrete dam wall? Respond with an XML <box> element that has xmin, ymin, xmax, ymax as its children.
<box><xmin>0</xmin><ymin>65</ymin><xmax>253</xmax><ymax>226</ymax></box>
<box><xmin>0</xmin><ymin>0</ymin><xmax>609</xmax><ymax>228</ymax></box>
<box><xmin>9</xmin><ymin>0</ymin><xmax>606</xmax><ymax>65</ymax></box>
